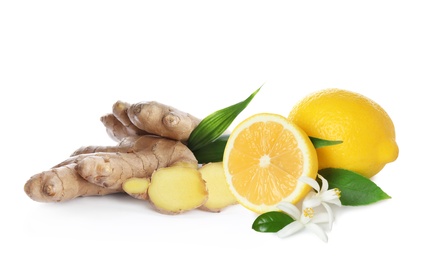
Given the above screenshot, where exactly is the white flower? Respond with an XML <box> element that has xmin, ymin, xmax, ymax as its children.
<box><xmin>277</xmin><ymin>202</ymin><xmax>329</xmax><ymax>242</ymax></box>
<box><xmin>299</xmin><ymin>174</ymin><xmax>342</xmax><ymax>229</ymax></box>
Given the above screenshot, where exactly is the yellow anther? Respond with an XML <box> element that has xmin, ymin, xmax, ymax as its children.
<box><xmin>334</xmin><ymin>188</ymin><xmax>341</xmax><ymax>198</ymax></box>
<box><xmin>303</xmin><ymin>207</ymin><xmax>314</xmax><ymax>218</ymax></box>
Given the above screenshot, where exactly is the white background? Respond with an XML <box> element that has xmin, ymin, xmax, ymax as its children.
<box><xmin>1</xmin><ymin>1</ymin><xmax>423</xmax><ymax>259</ymax></box>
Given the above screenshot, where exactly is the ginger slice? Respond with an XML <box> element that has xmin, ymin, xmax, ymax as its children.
<box><xmin>198</xmin><ymin>162</ymin><xmax>238</xmax><ymax>212</ymax></box>
<box><xmin>122</xmin><ymin>177</ymin><xmax>150</xmax><ymax>200</ymax></box>
<box><xmin>148</xmin><ymin>166</ymin><xmax>208</xmax><ymax>214</ymax></box>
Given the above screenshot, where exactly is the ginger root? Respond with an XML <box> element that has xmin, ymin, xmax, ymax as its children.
<box><xmin>127</xmin><ymin>101</ymin><xmax>200</xmax><ymax>142</ymax></box>
<box><xmin>24</xmin><ymin>163</ymin><xmax>117</xmax><ymax>202</ymax></box>
<box><xmin>24</xmin><ymin>99</ymin><xmax>237</xmax><ymax>214</ymax></box>
<box><xmin>24</xmin><ymin>135</ymin><xmax>197</xmax><ymax>203</ymax></box>
<box><xmin>101</xmin><ymin>100</ymin><xmax>201</xmax><ymax>142</ymax></box>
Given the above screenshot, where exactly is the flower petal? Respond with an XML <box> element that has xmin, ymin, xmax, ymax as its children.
<box><xmin>322</xmin><ymin>202</ymin><xmax>334</xmax><ymax>230</ymax></box>
<box><xmin>303</xmin><ymin>196</ymin><xmax>321</xmax><ymax>209</ymax></box>
<box><xmin>277</xmin><ymin>221</ymin><xmax>304</xmax><ymax>239</ymax></box>
<box><xmin>277</xmin><ymin>202</ymin><xmax>301</xmax><ymax>219</ymax></box>
<box><xmin>328</xmin><ymin>198</ymin><xmax>342</xmax><ymax>207</ymax></box>
<box><xmin>305</xmin><ymin>223</ymin><xmax>328</xmax><ymax>242</ymax></box>
<box><xmin>299</xmin><ymin>176</ymin><xmax>320</xmax><ymax>192</ymax></box>
<box><xmin>317</xmin><ymin>174</ymin><xmax>329</xmax><ymax>192</ymax></box>
<box><xmin>321</xmin><ymin>189</ymin><xmax>341</xmax><ymax>204</ymax></box>
<box><xmin>310</xmin><ymin>212</ymin><xmax>330</xmax><ymax>224</ymax></box>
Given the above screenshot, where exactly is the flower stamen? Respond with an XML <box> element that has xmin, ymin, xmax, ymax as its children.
<box><xmin>334</xmin><ymin>188</ymin><xmax>341</xmax><ymax>198</ymax></box>
<box><xmin>303</xmin><ymin>207</ymin><xmax>314</xmax><ymax>218</ymax></box>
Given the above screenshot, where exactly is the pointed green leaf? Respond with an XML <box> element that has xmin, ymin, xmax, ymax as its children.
<box><xmin>188</xmin><ymin>86</ymin><xmax>262</xmax><ymax>151</ymax></box>
<box><xmin>319</xmin><ymin>168</ymin><xmax>391</xmax><ymax>206</ymax></box>
<box><xmin>192</xmin><ymin>134</ymin><xmax>229</xmax><ymax>164</ymax></box>
<box><xmin>309</xmin><ymin>136</ymin><xmax>343</xmax><ymax>149</ymax></box>
<box><xmin>252</xmin><ymin>211</ymin><xmax>294</xmax><ymax>233</ymax></box>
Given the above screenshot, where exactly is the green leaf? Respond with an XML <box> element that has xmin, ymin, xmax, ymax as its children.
<box><xmin>309</xmin><ymin>136</ymin><xmax>343</xmax><ymax>149</ymax></box>
<box><xmin>192</xmin><ymin>134</ymin><xmax>229</xmax><ymax>164</ymax></box>
<box><xmin>319</xmin><ymin>168</ymin><xmax>391</xmax><ymax>206</ymax></box>
<box><xmin>252</xmin><ymin>211</ymin><xmax>294</xmax><ymax>233</ymax></box>
<box><xmin>188</xmin><ymin>85</ymin><xmax>262</xmax><ymax>151</ymax></box>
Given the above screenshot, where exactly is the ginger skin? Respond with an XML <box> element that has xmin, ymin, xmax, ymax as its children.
<box><xmin>100</xmin><ymin>113</ymin><xmax>141</xmax><ymax>142</ymax></box>
<box><xmin>24</xmin><ymin>163</ymin><xmax>118</xmax><ymax>202</ymax></box>
<box><xmin>100</xmin><ymin>101</ymin><xmax>149</xmax><ymax>142</ymax></box>
<box><xmin>127</xmin><ymin>101</ymin><xmax>201</xmax><ymax>142</ymax></box>
<box><xmin>101</xmin><ymin>101</ymin><xmax>200</xmax><ymax>143</ymax></box>
<box><xmin>112</xmin><ymin>101</ymin><xmax>148</xmax><ymax>136</ymax></box>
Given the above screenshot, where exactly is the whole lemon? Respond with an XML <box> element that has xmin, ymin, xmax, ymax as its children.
<box><xmin>287</xmin><ymin>88</ymin><xmax>398</xmax><ymax>178</ymax></box>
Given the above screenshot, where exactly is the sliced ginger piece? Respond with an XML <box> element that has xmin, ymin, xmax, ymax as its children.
<box><xmin>122</xmin><ymin>177</ymin><xmax>150</xmax><ymax>200</ymax></box>
<box><xmin>148</xmin><ymin>166</ymin><xmax>208</xmax><ymax>214</ymax></box>
<box><xmin>198</xmin><ymin>162</ymin><xmax>238</xmax><ymax>212</ymax></box>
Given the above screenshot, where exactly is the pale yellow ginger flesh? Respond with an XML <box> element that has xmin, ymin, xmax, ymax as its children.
<box><xmin>148</xmin><ymin>166</ymin><xmax>208</xmax><ymax>214</ymax></box>
<box><xmin>122</xmin><ymin>177</ymin><xmax>150</xmax><ymax>200</ymax></box>
<box><xmin>122</xmin><ymin>162</ymin><xmax>237</xmax><ymax>213</ymax></box>
<box><xmin>198</xmin><ymin>162</ymin><xmax>238</xmax><ymax>212</ymax></box>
